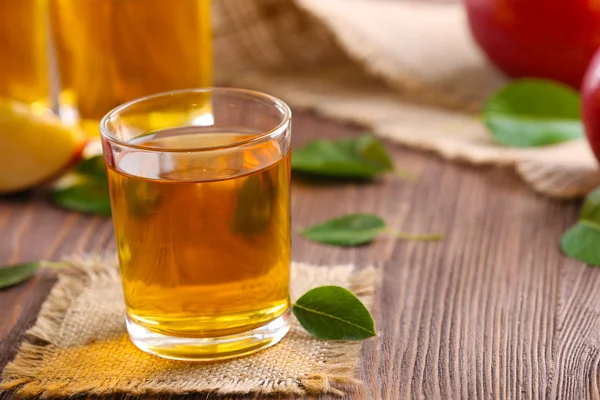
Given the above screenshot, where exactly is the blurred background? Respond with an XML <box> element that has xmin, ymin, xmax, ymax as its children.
<box><xmin>1</xmin><ymin>0</ymin><xmax>600</xmax><ymax>202</ymax></box>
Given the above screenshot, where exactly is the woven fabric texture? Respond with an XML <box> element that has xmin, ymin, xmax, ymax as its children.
<box><xmin>1</xmin><ymin>257</ymin><xmax>379</xmax><ymax>398</ymax></box>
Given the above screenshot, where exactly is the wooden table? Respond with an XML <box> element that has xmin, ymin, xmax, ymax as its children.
<box><xmin>1</xmin><ymin>110</ymin><xmax>598</xmax><ymax>399</ymax></box>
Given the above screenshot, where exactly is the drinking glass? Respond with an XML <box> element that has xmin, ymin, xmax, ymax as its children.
<box><xmin>100</xmin><ymin>88</ymin><xmax>292</xmax><ymax>361</ymax></box>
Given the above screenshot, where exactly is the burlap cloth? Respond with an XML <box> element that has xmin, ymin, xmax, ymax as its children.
<box><xmin>214</xmin><ymin>0</ymin><xmax>600</xmax><ymax>199</ymax></box>
<box><xmin>1</xmin><ymin>257</ymin><xmax>379</xmax><ymax>398</ymax></box>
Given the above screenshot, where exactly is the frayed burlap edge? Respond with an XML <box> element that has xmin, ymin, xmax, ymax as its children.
<box><xmin>1</xmin><ymin>256</ymin><xmax>379</xmax><ymax>398</ymax></box>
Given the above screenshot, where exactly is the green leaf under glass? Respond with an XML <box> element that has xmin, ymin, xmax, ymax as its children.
<box><xmin>51</xmin><ymin>156</ymin><xmax>112</xmax><ymax>216</ymax></box>
<box><xmin>484</xmin><ymin>78</ymin><xmax>584</xmax><ymax>147</ymax></box>
<box><xmin>561</xmin><ymin>187</ymin><xmax>600</xmax><ymax>266</ymax></box>
<box><xmin>125</xmin><ymin>179</ymin><xmax>161</xmax><ymax>218</ymax></box>
<box><xmin>231</xmin><ymin>174</ymin><xmax>274</xmax><ymax>235</ymax></box>
<box><xmin>73</xmin><ymin>155</ymin><xmax>108</xmax><ymax>181</ymax></box>
<box><xmin>292</xmin><ymin>285</ymin><xmax>376</xmax><ymax>340</ymax></box>
<box><xmin>291</xmin><ymin>134</ymin><xmax>413</xmax><ymax>180</ymax></box>
<box><xmin>0</xmin><ymin>262</ymin><xmax>40</xmax><ymax>289</ymax></box>
<box><xmin>300</xmin><ymin>213</ymin><xmax>442</xmax><ymax>247</ymax></box>
<box><xmin>52</xmin><ymin>178</ymin><xmax>112</xmax><ymax>216</ymax></box>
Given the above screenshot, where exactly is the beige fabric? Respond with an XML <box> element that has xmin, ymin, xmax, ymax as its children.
<box><xmin>213</xmin><ymin>0</ymin><xmax>600</xmax><ymax>198</ymax></box>
<box><xmin>0</xmin><ymin>257</ymin><xmax>379</xmax><ymax>398</ymax></box>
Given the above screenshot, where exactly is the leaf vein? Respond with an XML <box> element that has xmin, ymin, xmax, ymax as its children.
<box><xmin>293</xmin><ymin>303</ymin><xmax>375</xmax><ymax>335</ymax></box>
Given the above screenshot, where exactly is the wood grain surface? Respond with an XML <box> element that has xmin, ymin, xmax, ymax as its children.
<box><xmin>0</xmin><ymin>110</ymin><xmax>598</xmax><ymax>399</ymax></box>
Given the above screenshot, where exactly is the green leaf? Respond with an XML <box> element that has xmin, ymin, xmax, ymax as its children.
<box><xmin>51</xmin><ymin>155</ymin><xmax>112</xmax><ymax>216</ymax></box>
<box><xmin>484</xmin><ymin>79</ymin><xmax>583</xmax><ymax>147</ymax></box>
<box><xmin>292</xmin><ymin>286</ymin><xmax>375</xmax><ymax>340</ymax></box>
<box><xmin>52</xmin><ymin>179</ymin><xmax>112</xmax><ymax>216</ymax></box>
<box><xmin>301</xmin><ymin>213</ymin><xmax>443</xmax><ymax>247</ymax></box>
<box><xmin>561</xmin><ymin>187</ymin><xmax>600</xmax><ymax>266</ymax></box>
<box><xmin>301</xmin><ymin>214</ymin><xmax>386</xmax><ymax>246</ymax></box>
<box><xmin>580</xmin><ymin>187</ymin><xmax>600</xmax><ymax>222</ymax></box>
<box><xmin>291</xmin><ymin>134</ymin><xmax>398</xmax><ymax>179</ymax></box>
<box><xmin>561</xmin><ymin>221</ymin><xmax>600</xmax><ymax>266</ymax></box>
<box><xmin>74</xmin><ymin>155</ymin><xmax>107</xmax><ymax>181</ymax></box>
<box><xmin>0</xmin><ymin>262</ymin><xmax>40</xmax><ymax>289</ymax></box>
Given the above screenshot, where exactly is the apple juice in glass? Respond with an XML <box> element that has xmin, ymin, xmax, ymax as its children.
<box><xmin>50</xmin><ymin>0</ymin><xmax>212</xmax><ymax>135</ymax></box>
<box><xmin>100</xmin><ymin>89</ymin><xmax>292</xmax><ymax>361</ymax></box>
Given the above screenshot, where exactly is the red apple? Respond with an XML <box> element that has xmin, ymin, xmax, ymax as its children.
<box><xmin>464</xmin><ymin>0</ymin><xmax>600</xmax><ymax>88</ymax></box>
<box><xmin>583</xmin><ymin>47</ymin><xmax>600</xmax><ymax>163</ymax></box>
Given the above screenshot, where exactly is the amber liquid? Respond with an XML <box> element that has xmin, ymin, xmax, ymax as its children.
<box><xmin>50</xmin><ymin>0</ymin><xmax>212</xmax><ymax>134</ymax></box>
<box><xmin>107</xmin><ymin>130</ymin><xmax>291</xmax><ymax>338</ymax></box>
<box><xmin>0</xmin><ymin>0</ymin><xmax>49</xmax><ymax>107</ymax></box>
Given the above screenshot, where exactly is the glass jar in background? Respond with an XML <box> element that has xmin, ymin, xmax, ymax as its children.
<box><xmin>49</xmin><ymin>0</ymin><xmax>213</xmax><ymax>137</ymax></box>
<box><xmin>0</xmin><ymin>0</ymin><xmax>50</xmax><ymax>109</ymax></box>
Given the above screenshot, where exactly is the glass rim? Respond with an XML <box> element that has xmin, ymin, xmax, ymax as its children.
<box><xmin>99</xmin><ymin>87</ymin><xmax>292</xmax><ymax>153</ymax></box>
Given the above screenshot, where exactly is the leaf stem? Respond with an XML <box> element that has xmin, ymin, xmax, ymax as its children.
<box><xmin>41</xmin><ymin>261</ymin><xmax>67</xmax><ymax>269</ymax></box>
<box><xmin>391</xmin><ymin>168</ymin><xmax>418</xmax><ymax>182</ymax></box>
<box><xmin>384</xmin><ymin>228</ymin><xmax>443</xmax><ymax>241</ymax></box>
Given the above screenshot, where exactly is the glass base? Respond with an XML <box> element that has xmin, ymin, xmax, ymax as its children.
<box><xmin>126</xmin><ymin>309</ymin><xmax>290</xmax><ymax>361</ymax></box>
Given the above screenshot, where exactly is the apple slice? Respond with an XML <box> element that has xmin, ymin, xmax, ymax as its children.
<box><xmin>0</xmin><ymin>99</ymin><xmax>86</xmax><ymax>194</ymax></box>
